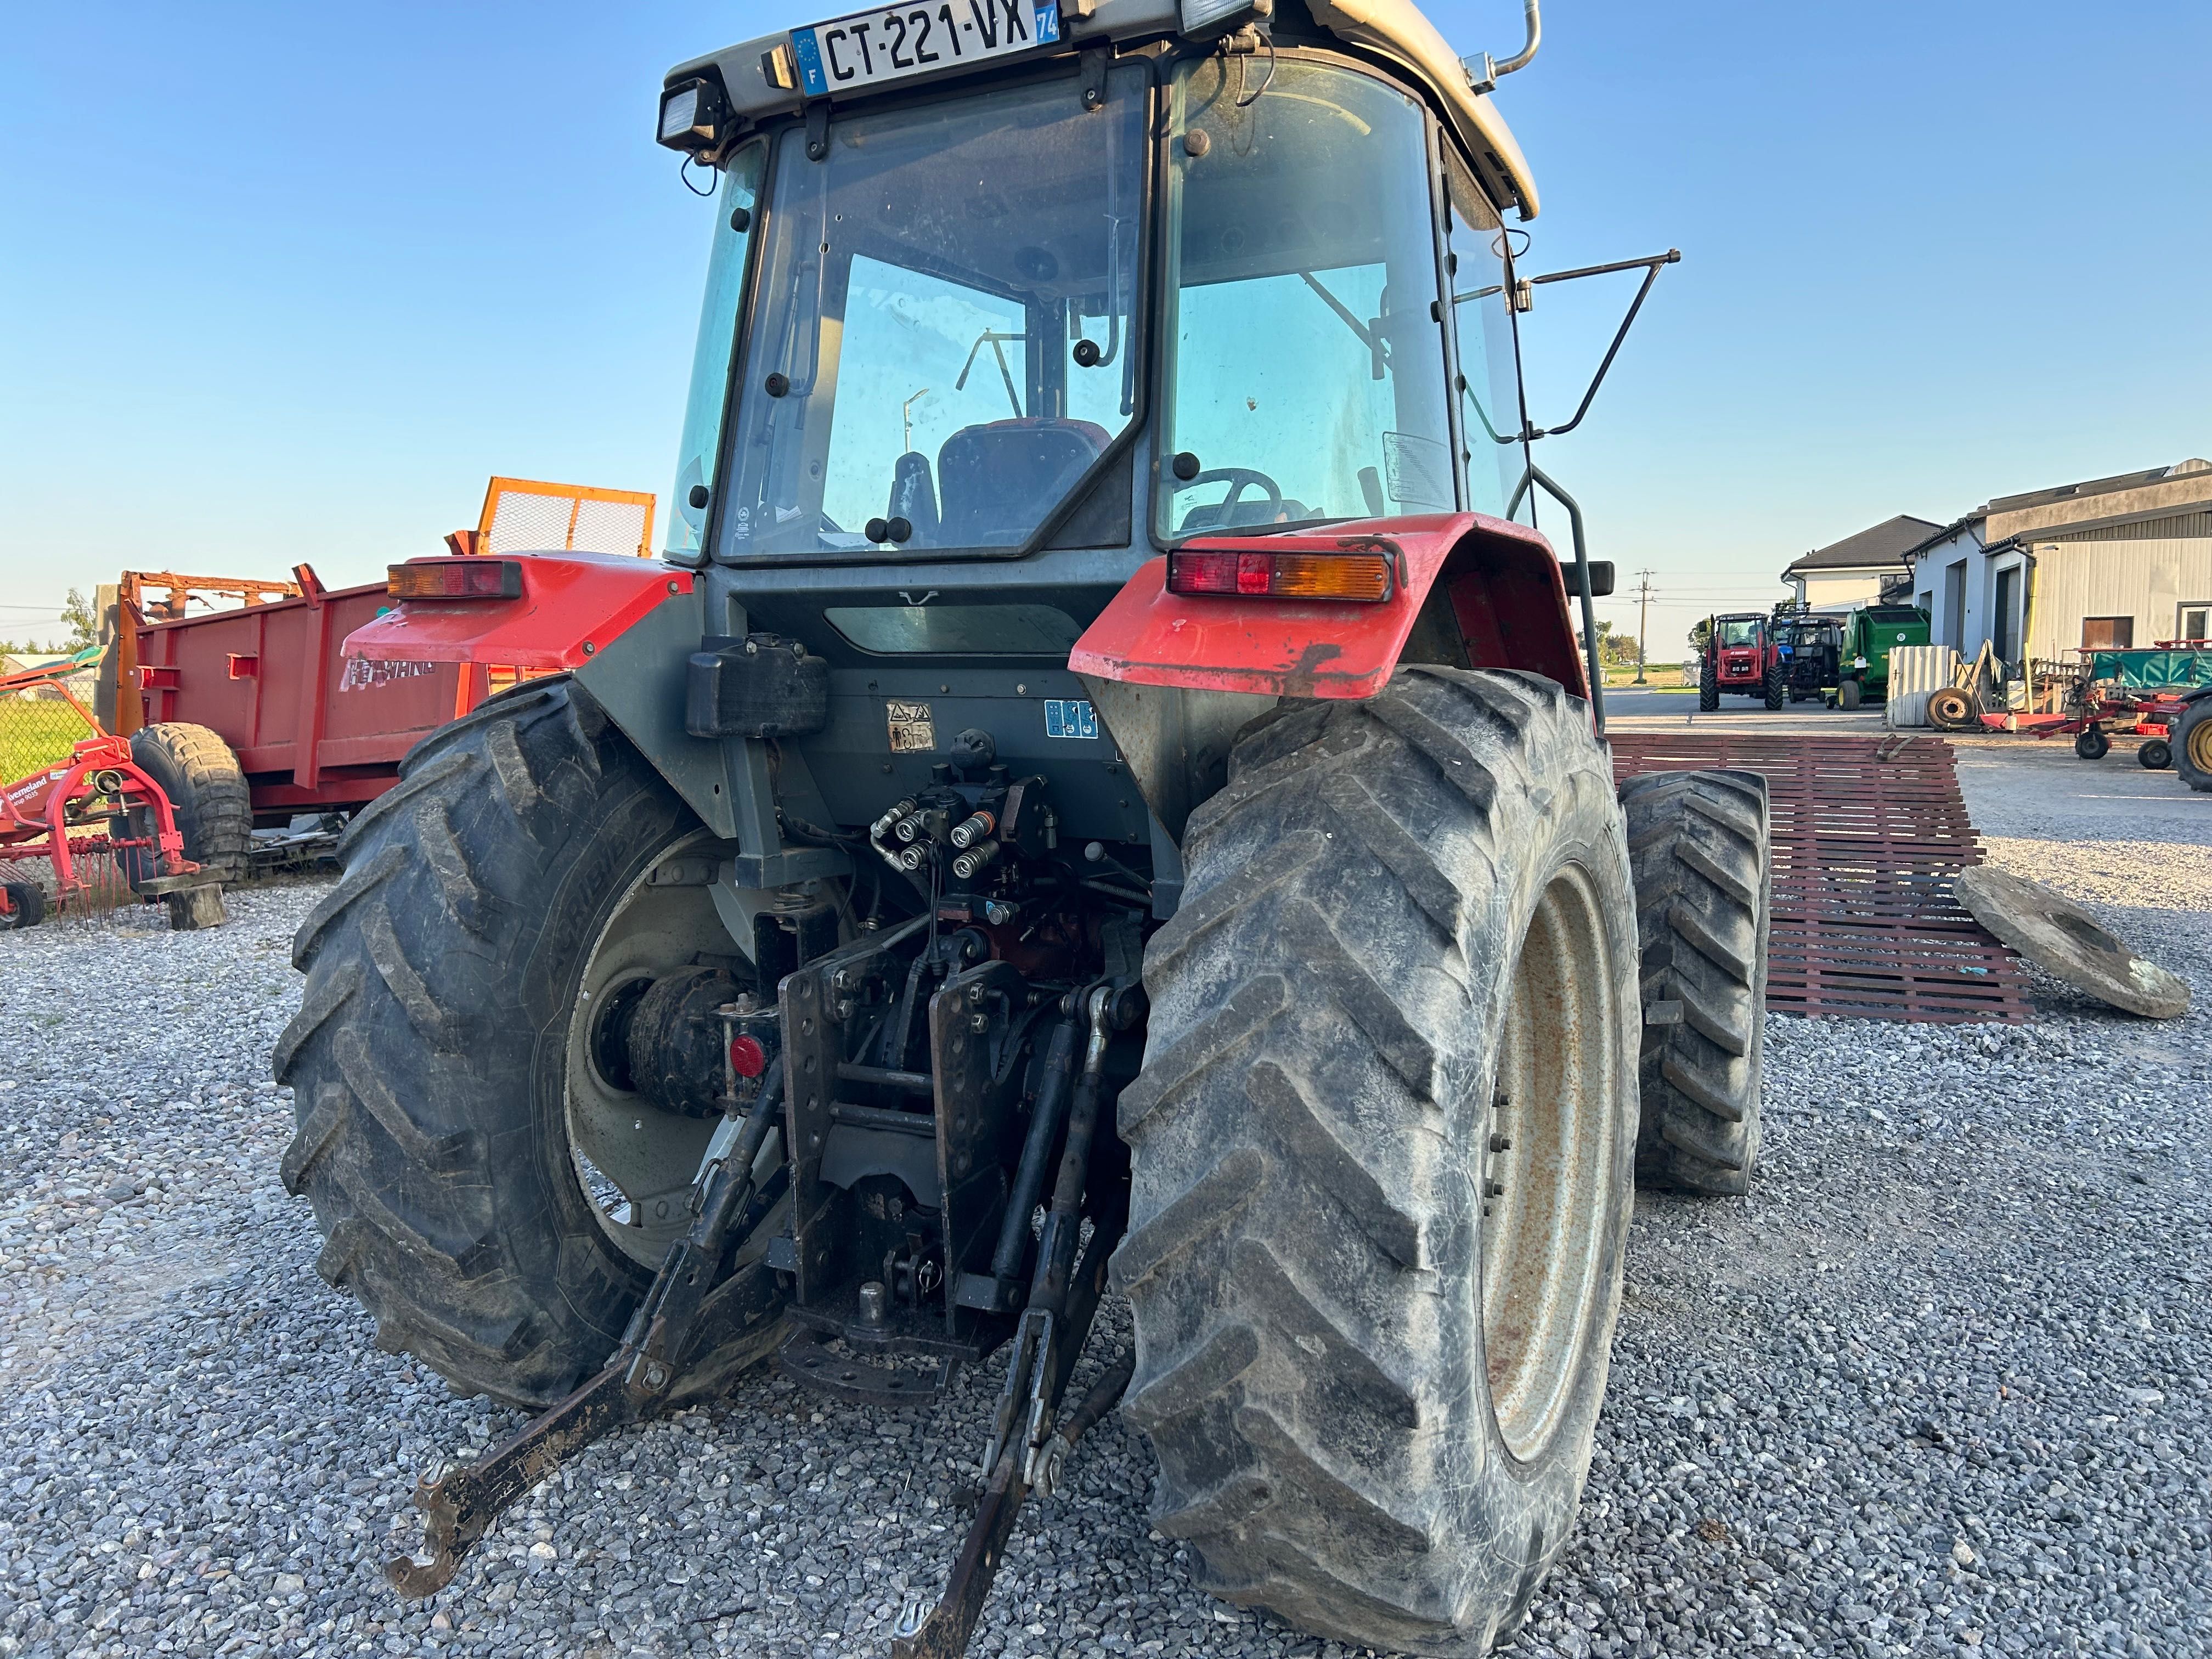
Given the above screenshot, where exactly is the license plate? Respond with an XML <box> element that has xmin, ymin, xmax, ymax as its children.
<box><xmin>791</xmin><ymin>0</ymin><xmax>1061</xmax><ymax>98</ymax></box>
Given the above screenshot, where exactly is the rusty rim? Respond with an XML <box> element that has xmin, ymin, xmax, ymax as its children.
<box><xmin>565</xmin><ymin>832</ymin><xmax>761</xmax><ymax>1267</ymax></box>
<box><xmin>1480</xmin><ymin>861</ymin><xmax>1621</xmax><ymax>1464</ymax></box>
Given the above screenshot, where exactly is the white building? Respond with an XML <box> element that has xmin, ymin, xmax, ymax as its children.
<box><xmin>1780</xmin><ymin>515</ymin><xmax>1943</xmax><ymax>611</ymax></box>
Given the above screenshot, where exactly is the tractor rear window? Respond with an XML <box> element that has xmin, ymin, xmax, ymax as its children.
<box><xmin>1156</xmin><ymin>57</ymin><xmax>1454</xmax><ymax>539</ymax></box>
<box><xmin>1717</xmin><ymin>620</ymin><xmax>1762</xmax><ymax>646</ymax></box>
<box><xmin>823</xmin><ymin>604</ymin><xmax>1082</xmax><ymax>654</ymax></box>
<box><xmin>710</xmin><ymin>66</ymin><xmax>1147</xmax><ymax>560</ymax></box>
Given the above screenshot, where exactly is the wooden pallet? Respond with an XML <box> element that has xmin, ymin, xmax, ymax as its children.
<box><xmin>1611</xmin><ymin>732</ymin><xmax>2031</xmax><ymax>1024</ymax></box>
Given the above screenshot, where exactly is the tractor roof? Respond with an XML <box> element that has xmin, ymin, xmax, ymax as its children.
<box><xmin>667</xmin><ymin>0</ymin><xmax>1539</xmax><ymax>219</ymax></box>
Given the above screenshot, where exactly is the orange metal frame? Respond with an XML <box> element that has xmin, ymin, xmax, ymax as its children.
<box><xmin>473</xmin><ymin>476</ymin><xmax>658</xmax><ymax>557</ymax></box>
<box><xmin>443</xmin><ymin>478</ymin><xmax>660</xmax><ymax>707</ymax></box>
<box><xmin>110</xmin><ymin>571</ymin><xmax>301</xmax><ymax>738</ymax></box>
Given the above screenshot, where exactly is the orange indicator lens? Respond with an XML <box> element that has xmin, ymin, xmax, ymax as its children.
<box><xmin>1167</xmin><ymin>550</ymin><xmax>1392</xmax><ymax>602</ymax></box>
<box><xmin>386</xmin><ymin>560</ymin><xmax>524</xmax><ymax>601</ymax></box>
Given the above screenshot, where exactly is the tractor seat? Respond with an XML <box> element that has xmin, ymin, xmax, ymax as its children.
<box><xmin>936</xmin><ymin>419</ymin><xmax>1109</xmax><ymax>545</ymax></box>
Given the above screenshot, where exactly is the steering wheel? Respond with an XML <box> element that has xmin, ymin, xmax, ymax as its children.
<box><xmin>1181</xmin><ymin>466</ymin><xmax>1284</xmax><ymax>522</ymax></box>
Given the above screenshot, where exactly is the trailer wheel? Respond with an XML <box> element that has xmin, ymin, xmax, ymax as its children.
<box><xmin>1116</xmin><ymin>667</ymin><xmax>1639</xmax><ymax>1656</ymax></box>
<box><xmin>1697</xmin><ymin>656</ymin><xmax>1719</xmax><ymax>712</ymax></box>
<box><xmin>1617</xmin><ymin>770</ymin><xmax>1770</xmax><ymax>1194</ymax></box>
<box><xmin>2176</xmin><ymin>699</ymin><xmax>2212</xmax><ymax>792</ymax></box>
<box><xmin>128</xmin><ymin>723</ymin><xmax>252</xmax><ymax>885</ymax></box>
<box><xmin>1762</xmin><ymin>659</ymin><xmax>1787</xmax><ymax>710</ymax></box>
<box><xmin>2</xmin><ymin>882</ymin><xmax>46</xmax><ymax>930</ymax></box>
<box><xmin>2074</xmin><ymin>727</ymin><xmax>2109</xmax><ymax>761</ymax></box>
<box><xmin>1927</xmin><ymin>687</ymin><xmax>1975</xmax><ymax>731</ymax></box>
<box><xmin>1837</xmin><ymin>678</ymin><xmax>1863</xmax><ymax>711</ymax></box>
<box><xmin>274</xmin><ymin>677</ymin><xmax>787</xmax><ymax>1407</ymax></box>
<box><xmin>2137</xmin><ymin>738</ymin><xmax>2172</xmax><ymax>771</ymax></box>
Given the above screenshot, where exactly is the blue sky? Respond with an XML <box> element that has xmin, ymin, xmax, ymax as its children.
<box><xmin>3</xmin><ymin>1</ymin><xmax>2207</xmax><ymax>655</ymax></box>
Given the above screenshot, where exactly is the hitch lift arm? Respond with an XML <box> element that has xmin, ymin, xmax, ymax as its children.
<box><xmin>891</xmin><ymin>984</ymin><xmax>1136</xmax><ymax>1658</ymax></box>
<box><xmin>384</xmin><ymin>1066</ymin><xmax>789</xmax><ymax>1597</ymax></box>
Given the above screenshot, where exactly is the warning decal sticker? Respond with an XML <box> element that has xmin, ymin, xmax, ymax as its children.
<box><xmin>887</xmin><ymin>700</ymin><xmax>935</xmax><ymax>753</ymax></box>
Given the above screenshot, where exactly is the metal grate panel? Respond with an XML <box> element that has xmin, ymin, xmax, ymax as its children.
<box><xmin>477</xmin><ymin>477</ymin><xmax>657</xmax><ymax>558</ymax></box>
<box><xmin>1611</xmin><ymin>731</ymin><xmax>2032</xmax><ymax>1024</ymax></box>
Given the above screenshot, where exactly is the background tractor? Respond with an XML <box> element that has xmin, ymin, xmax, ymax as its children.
<box><xmin>1769</xmin><ymin>607</ymin><xmax>1842</xmax><ymax>703</ymax></box>
<box><xmin>278</xmin><ymin>2</ymin><xmax>1772</xmax><ymax>1652</ymax></box>
<box><xmin>1697</xmin><ymin>611</ymin><xmax>1786</xmax><ymax>710</ymax></box>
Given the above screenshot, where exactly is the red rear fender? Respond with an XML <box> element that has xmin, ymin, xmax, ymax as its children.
<box><xmin>340</xmin><ymin>552</ymin><xmax>693</xmax><ymax>672</ymax></box>
<box><xmin>1069</xmin><ymin>512</ymin><xmax>1586</xmax><ymax>701</ymax></box>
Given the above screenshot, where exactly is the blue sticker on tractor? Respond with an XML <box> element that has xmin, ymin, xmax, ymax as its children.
<box><xmin>1043</xmin><ymin>699</ymin><xmax>1097</xmax><ymax>740</ymax></box>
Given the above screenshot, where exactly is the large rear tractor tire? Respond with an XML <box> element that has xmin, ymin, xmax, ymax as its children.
<box><xmin>1763</xmin><ymin>659</ymin><xmax>1787</xmax><ymax>710</ymax></box>
<box><xmin>1697</xmin><ymin>656</ymin><xmax>1719</xmax><ymax>712</ymax></box>
<box><xmin>2171</xmin><ymin>699</ymin><xmax>2212</xmax><ymax>791</ymax></box>
<box><xmin>129</xmin><ymin>723</ymin><xmax>252</xmax><ymax>884</ymax></box>
<box><xmin>1115</xmin><ymin>667</ymin><xmax>1640</xmax><ymax>1656</ymax></box>
<box><xmin>275</xmin><ymin>678</ymin><xmax>786</xmax><ymax>1407</ymax></box>
<box><xmin>1618</xmin><ymin>770</ymin><xmax>1771</xmax><ymax>1194</ymax></box>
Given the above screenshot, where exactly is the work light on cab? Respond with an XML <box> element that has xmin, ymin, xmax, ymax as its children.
<box><xmin>657</xmin><ymin>77</ymin><xmax>727</xmax><ymax>153</ymax></box>
<box><xmin>386</xmin><ymin>560</ymin><xmax>523</xmax><ymax>601</ymax></box>
<box><xmin>1167</xmin><ymin>548</ymin><xmax>1394</xmax><ymax>602</ymax></box>
<box><xmin>1178</xmin><ymin>0</ymin><xmax>1273</xmax><ymax>40</ymax></box>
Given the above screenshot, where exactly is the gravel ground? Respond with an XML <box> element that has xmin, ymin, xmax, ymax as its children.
<box><xmin>2</xmin><ymin>808</ymin><xmax>2207</xmax><ymax>1659</ymax></box>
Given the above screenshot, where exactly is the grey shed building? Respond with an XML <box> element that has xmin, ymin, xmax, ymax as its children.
<box><xmin>1909</xmin><ymin>459</ymin><xmax>2212</xmax><ymax>673</ymax></box>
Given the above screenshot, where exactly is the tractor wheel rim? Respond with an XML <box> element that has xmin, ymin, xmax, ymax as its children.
<box><xmin>1481</xmin><ymin>861</ymin><xmax>1620</xmax><ymax>1464</ymax></box>
<box><xmin>2192</xmin><ymin>720</ymin><xmax>2212</xmax><ymax>773</ymax></box>
<box><xmin>563</xmin><ymin>831</ymin><xmax>764</xmax><ymax>1267</ymax></box>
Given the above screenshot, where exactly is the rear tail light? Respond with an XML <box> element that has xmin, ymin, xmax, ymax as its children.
<box><xmin>1167</xmin><ymin>549</ymin><xmax>1393</xmax><ymax>603</ymax></box>
<box><xmin>387</xmin><ymin>559</ymin><xmax>524</xmax><ymax>601</ymax></box>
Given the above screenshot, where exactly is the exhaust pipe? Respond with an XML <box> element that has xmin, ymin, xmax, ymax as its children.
<box><xmin>1463</xmin><ymin>0</ymin><xmax>1540</xmax><ymax>94</ymax></box>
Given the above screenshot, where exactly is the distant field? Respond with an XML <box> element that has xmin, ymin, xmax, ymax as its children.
<box><xmin>1600</xmin><ymin>663</ymin><xmax>1690</xmax><ymax>687</ymax></box>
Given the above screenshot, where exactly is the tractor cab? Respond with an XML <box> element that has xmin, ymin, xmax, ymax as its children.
<box><xmin>654</xmin><ymin>0</ymin><xmax>1540</xmax><ymax>594</ymax></box>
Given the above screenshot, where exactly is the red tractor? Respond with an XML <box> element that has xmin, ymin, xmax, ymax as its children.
<box><xmin>276</xmin><ymin>3</ymin><xmax>1774</xmax><ymax>1654</ymax></box>
<box><xmin>1698</xmin><ymin>612</ymin><xmax>1786</xmax><ymax>710</ymax></box>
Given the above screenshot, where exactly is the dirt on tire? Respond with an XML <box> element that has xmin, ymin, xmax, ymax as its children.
<box><xmin>1618</xmin><ymin>769</ymin><xmax>1771</xmax><ymax>1194</ymax></box>
<box><xmin>1114</xmin><ymin>667</ymin><xmax>1640</xmax><ymax>1656</ymax></box>
<box><xmin>274</xmin><ymin>677</ymin><xmax>785</xmax><ymax>1407</ymax></box>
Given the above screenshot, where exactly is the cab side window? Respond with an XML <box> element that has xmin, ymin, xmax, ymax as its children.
<box><xmin>1442</xmin><ymin>154</ymin><xmax>1527</xmax><ymax>518</ymax></box>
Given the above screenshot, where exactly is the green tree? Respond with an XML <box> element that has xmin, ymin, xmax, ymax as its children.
<box><xmin>59</xmin><ymin>589</ymin><xmax>100</xmax><ymax>653</ymax></box>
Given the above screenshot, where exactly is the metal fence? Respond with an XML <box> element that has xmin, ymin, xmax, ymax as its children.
<box><xmin>0</xmin><ymin>688</ymin><xmax>98</xmax><ymax>780</ymax></box>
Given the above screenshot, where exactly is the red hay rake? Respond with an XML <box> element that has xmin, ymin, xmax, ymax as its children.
<box><xmin>0</xmin><ymin>656</ymin><xmax>199</xmax><ymax>927</ymax></box>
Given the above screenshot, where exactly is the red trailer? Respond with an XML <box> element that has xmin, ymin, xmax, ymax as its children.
<box><xmin>100</xmin><ymin>478</ymin><xmax>656</xmax><ymax>878</ymax></box>
<box><xmin>127</xmin><ymin>563</ymin><xmax>475</xmax><ymax>814</ymax></box>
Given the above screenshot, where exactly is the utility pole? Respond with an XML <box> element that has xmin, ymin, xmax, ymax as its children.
<box><xmin>1632</xmin><ymin>568</ymin><xmax>1656</xmax><ymax>684</ymax></box>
